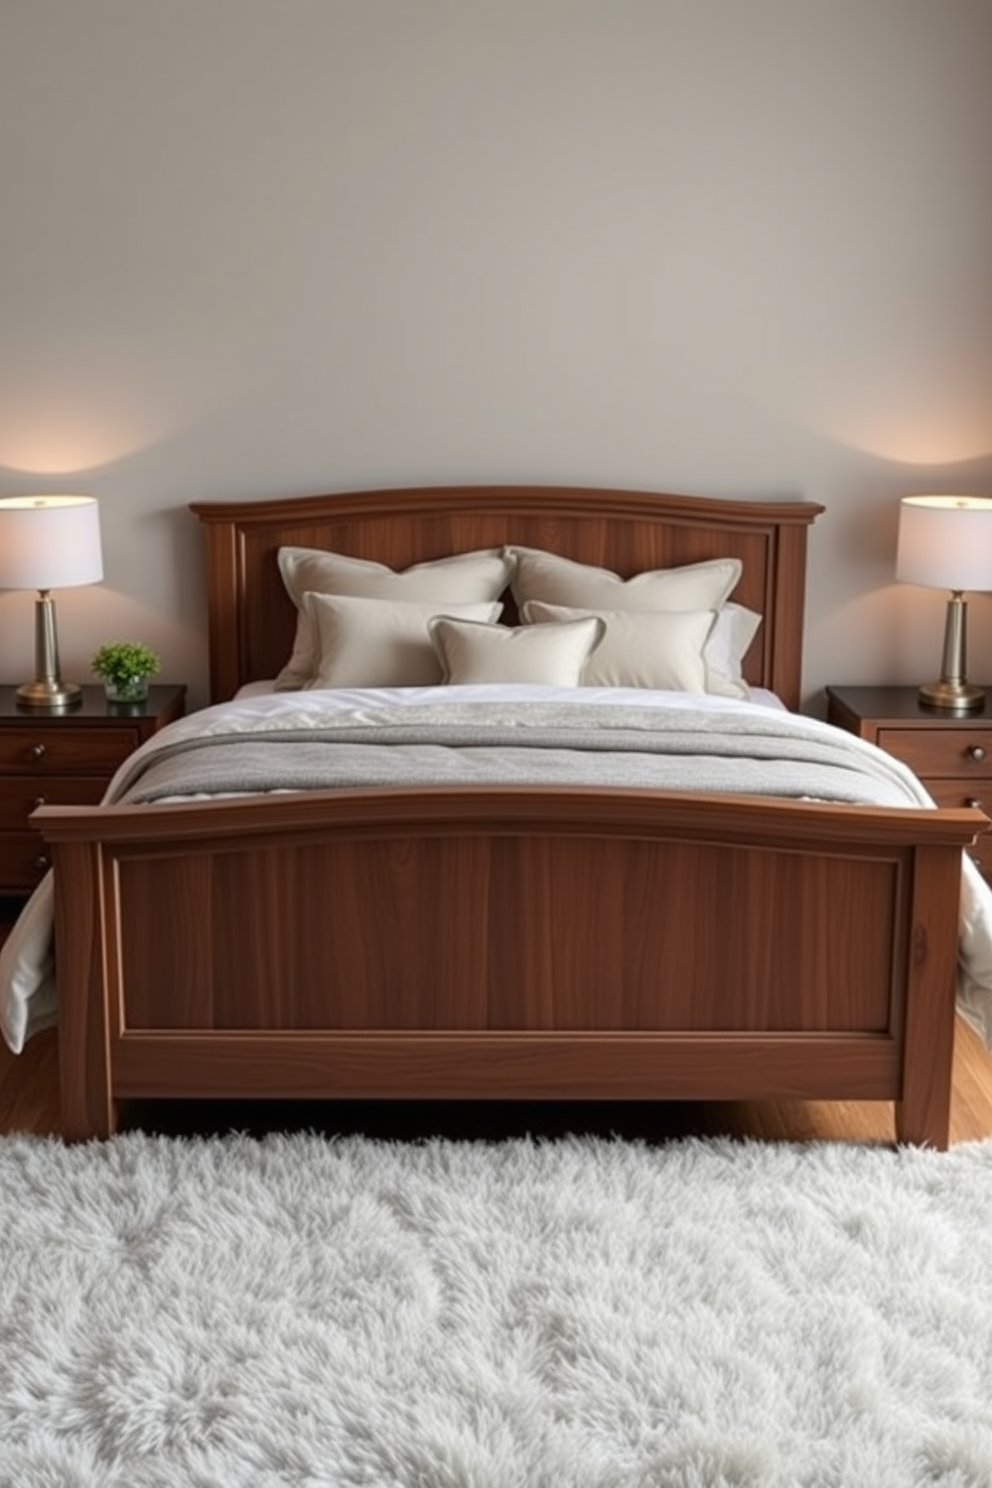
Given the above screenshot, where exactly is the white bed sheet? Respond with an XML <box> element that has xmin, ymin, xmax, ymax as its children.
<box><xmin>234</xmin><ymin>679</ymin><xmax>790</xmax><ymax>710</ymax></box>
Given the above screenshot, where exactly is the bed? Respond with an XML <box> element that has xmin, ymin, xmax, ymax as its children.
<box><xmin>21</xmin><ymin>484</ymin><xmax>992</xmax><ymax>1146</ymax></box>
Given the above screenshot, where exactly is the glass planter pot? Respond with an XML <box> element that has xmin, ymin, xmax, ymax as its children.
<box><xmin>102</xmin><ymin>675</ymin><xmax>150</xmax><ymax>704</ymax></box>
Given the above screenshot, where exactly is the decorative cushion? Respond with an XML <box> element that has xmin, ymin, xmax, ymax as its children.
<box><xmin>429</xmin><ymin>614</ymin><xmax>604</xmax><ymax>686</ymax></box>
<box><xmin>305</xmin><ymin>594</ymin><xmax>503</xmax><ymax>689</ymax></box>
<box><xmin>509</xmin><ymin>548</ymin><xmax>741</xmax><ymax>615</ymax></box>
<box><xmin>522</xmin><ymin>602</ymin><xmax>715</xmax><ymax>692</ymax></box>
<box><xmin>275</xmin><ymin>546</ymin><xmax>515</xmax><ymax>689</ymax></box>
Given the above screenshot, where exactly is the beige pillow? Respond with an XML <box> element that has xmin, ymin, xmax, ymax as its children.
<box><xmin>429</xmin><ymin>614</ymin><xmax>605</xmax><ymax>686</ymax></box>
<box><xmin>305</xmin><ymin>594</ymin><xmax>503</xmax><ymax>689</ymax></box>
<box><xmin>510</xmin><ymin>548</ymin><xmax>741</xmax><ymax>614</ymax></box>
<box><xmin>522</xmin><ymin>602</ymin><xmax>715</xmax><ymax>692</ymax></box>
<box><xmin>276</xmin><ymin>546</ymin><xmax>515</xmax><ymax>689</ymax></box>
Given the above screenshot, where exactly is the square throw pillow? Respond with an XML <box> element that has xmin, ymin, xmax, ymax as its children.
<box><xmin>276</xmin><ymin>546</ymin><xmax>515</xmax><ymax>689</ymax></box>
<box><xmin>522</xmin><ymin>602</ymin><xmax>715</xmax><ymax>692</ymax></box>
<box><xmin>509</xmin><ymin>548</ymin><xmax>741</xmax><ymax>614</ymax></box>
<box><xmin>429</xmin><ymin>614</ymin><xmax>604</xmax><ymax>686</ymax></box>
<box><xmin>305</xmin><ymin>594</ymin><xmax>503</xmax><ymax>689</ymax></box>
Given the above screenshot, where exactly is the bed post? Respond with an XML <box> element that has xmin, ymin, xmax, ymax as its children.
<box><xmin>197</xmin><ymin>516</ymin><xmax>247</xmax><ymax>704</ymax></box>
<box><xmin>894</xmin><ymin>843</ymin><xmax>963</xmax><ymax>1149</ymax></box>
<box><xmin>52</xmin><ymin>841</ymin><xmax>118</xmax><ymax>1142</ymax></box>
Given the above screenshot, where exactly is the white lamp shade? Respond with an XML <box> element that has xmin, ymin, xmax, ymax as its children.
<box><xmin>896</xmin><ymin>495</ymin><xmax>992</xmax><ymax>593</ymax></box>
<box><xmin>0</xmin><ymin>495</ymin><xmax>104</xmax><ymax>590</ymax></box>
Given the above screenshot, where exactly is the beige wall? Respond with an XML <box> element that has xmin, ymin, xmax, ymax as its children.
<box><xmin>1</xmin><ymin>0</ymin><xmax>990</xmax><ymax>711</ymax></box>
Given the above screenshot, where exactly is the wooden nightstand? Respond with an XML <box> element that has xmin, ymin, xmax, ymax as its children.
<box><xmin>825</xmin><ymin>684</ymin><xmax>992</xmax><ymax>878</ymax></box>
<box><xmin>0</xmin><ymin>683</ymin><xmax>186</xmax><ymax>896</ymax></box>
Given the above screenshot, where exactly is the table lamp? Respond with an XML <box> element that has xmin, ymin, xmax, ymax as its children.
<box><xmin>895</xmin><ymin>494</ymin><xmax>992</xmax><ymax>713</ymax></box>
<box><xmin>0</xmin><ymin>495</ymin><xmax>104</xmax><ymax>709</ymax></box>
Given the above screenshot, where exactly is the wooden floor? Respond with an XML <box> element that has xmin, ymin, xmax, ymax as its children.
<box><xmin>3</xmin><ymin>898</ymin><xmax>992</xmax><ymax>1145</ymax></box>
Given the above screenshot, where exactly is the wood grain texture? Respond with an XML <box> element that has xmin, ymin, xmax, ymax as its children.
<box><xmin>4</xmin><ymin>887</ymin><xmax>992</xmax><ymax>1151</ymax></box>
<box><xmin>36</xmin><ymin>783</ymin><xmax>983</xmax><ymax>1146</ymax></box>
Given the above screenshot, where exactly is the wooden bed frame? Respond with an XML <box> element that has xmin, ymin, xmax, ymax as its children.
<box><xmin>35</xmin><ymin>485</ymin><xmax>987</xmax><ymax>1146</ymax></box>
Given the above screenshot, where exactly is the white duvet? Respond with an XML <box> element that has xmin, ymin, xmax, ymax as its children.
<box><xmin>4</xmin><ymin>683</ymin><xmax>992</xmax><ymax>1054</ymax></box>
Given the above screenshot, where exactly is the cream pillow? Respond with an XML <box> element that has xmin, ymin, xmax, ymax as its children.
<box><xmin>705</xmin><ymin>603</ymin><xmax>762</xmax><ymax>699</ymax></box>
<box><xmin>276</xmin><ymin>546</ymin><xmax>515</xmax><ymax>689</ymax></box>
<box><xmin>305</xmin><ymin>594</ymin><xmax>503</xmax><ymax>689</ymax></box>
<box><xmin>429</xmin><ymin>614</ymin><xmax>604</xmax><ymax>686</ymax></box>
<box><xmin>510</xmin><ymin>548</ymin><xmax>741</xmax><ymax>614</ymax></box>
<box><xmin>522</xmin><ymin>602</ymin><xmax>715</xmax><ymax>692</ymax></box>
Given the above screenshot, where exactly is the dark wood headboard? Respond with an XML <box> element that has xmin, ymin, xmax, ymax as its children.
<box><xmin>189</xmin><ymin>486</ymin><xmax>823</xmax><ymax>710</ymax></box>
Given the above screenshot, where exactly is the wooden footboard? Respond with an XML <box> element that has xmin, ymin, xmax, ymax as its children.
<box><xmin>35</xmin><ymin>788</ymin><xmax>985</xmax><ymax>1147</ymax></box>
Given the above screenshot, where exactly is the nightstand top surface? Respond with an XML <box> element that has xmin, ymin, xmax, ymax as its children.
<box><xmin>0</xmin><ymin>683</ymin><xmax>186</xmax><ymax>723</ymax></box>
<box><xmin>825</xmin><ymin>684</ymin><xmax>992</xmax><ymax>725</ymax></box>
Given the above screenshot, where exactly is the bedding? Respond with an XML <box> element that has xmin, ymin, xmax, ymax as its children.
<box><xmin>521</xmin><ymin>602</ymin><xmax>717</xmax><ymax>691</ymax></box>
<box><xmin>303</xmin><ymin>595</ymin><xmax>503</xmax><ymax>688</ymax></box>
<box><xmin>699</xmin><ymin>602</ymin><xmax>762</xmax><ymax>698</ymax></box>
<box><xmin>275</xmin><ymin>545</ymin><xmax>516</xmax><ymax>689</ymax></box>
<box><xmin>508</xmin><ymin>549</ymin><xmax>742</xmax><ymax>612</ymax></box>
<box><xmin>429</xmin><ymin>615</ymin><xmax>605</xmax><ymax>685</ymax></box>
<box><xmin>5</xmin><ymin>684</ymin><xmax>992</xmax><ymax>1056</ymax></box>
<box><xmin>510</xmin><ymin>551</ymin><xmax>758</xmax><ymax>698</ymax></box>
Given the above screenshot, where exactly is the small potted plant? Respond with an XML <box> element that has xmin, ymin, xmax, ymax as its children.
<box><xmin>91</xmin><ymin>640</ymin><xmax>161</xmax><ymax>704</ymax></box>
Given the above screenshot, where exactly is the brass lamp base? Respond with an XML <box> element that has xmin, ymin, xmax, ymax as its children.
<box><xmin>917</xmin><ymin>591</ymin><xmax>985</xmax><ymax>713</ymax></box>
<box><xmin>918</xmin><ymin>678</ymin><xmax>986</xmax><ymax>713</ymax></box>
<box><xmin>14</xmin><ymin>591</ymin><xmax>83</xmax><ymax>710</ymax></box>
<box><xmin>16</xmin><ymin>678</ymin><xmax>82</xmax><ymax>710</ymax></box>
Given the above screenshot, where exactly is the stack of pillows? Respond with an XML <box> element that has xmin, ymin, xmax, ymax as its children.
<box><xmin>273</xmin><ymin>545</ymin><xmax>761</xmax><ymax>699</ymax></box>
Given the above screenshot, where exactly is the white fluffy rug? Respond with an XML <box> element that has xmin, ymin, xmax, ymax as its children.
<box><xmin>4</xmin><ymin>1133</ymin><xmax>992</xmax><ymax>1487</ymax></box>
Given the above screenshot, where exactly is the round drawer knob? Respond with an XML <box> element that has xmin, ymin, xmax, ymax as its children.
<box><xmin>29</xmin><ymin>742</ymin><xmax>46</xmax><ymax>761</ymax></box>
<box><xmin>32</xmin><ymin>795</ymin><xmax>47</xmax><ymax>809</ymax></box>
<box><xmin>968</xmin><ymin>745</ymin><xmax>987</xmax><ymax>762</ymax></box>
<box><xmin>34</xmin><ymin>854</ymin><xmax>50</xmax><ymax>873</ymax></box>
<box><xmin>967</xmin><ymin>798</ymin><xmax>986</xmax><ymax>811</ymax></box>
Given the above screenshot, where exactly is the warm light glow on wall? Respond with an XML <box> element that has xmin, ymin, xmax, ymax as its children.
<box><xmin>0</xmin><ymin>353</ymin><xmax>249</xmax><ymax>475</ymax></box>
<box><xmin>0</xmin><ymin>398</ymin><xmax>170</xmax><ymax>476</ymax></box>
<box><xmin>791</xmin><ymin>350</ymin><xmax>992</xmax><ymax>466</ymax></box>
<box><xmin>834</xmin><ymin>420</ymin><xmax>992</xmax><ymax>468</ymax></box>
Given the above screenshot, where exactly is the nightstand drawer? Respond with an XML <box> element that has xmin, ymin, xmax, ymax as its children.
<box><xmin>926</xmin><ymin>779</ymin><xmax>992</xmax><ymax>816</ymax></box>
<box><xmin>0</xmin><ymin>777</ymin><xmax>107</xmax><ymax>831</ymax></box>
<box><xmin>0</xmin><ymin>727</ymin><xmax>140</xmax><ymax>775</ymax></box>
<box><xmin>875</xmin><ymin>727</ymin><xmax>992</xmax><ymax>778</ymax></box>
<box><xmin>0</xmin><ymin>684</ymin><xmax>186</xmax><ymax>896</ymax></box>
<box><xmin>924</xmin><ymin>780</ymin><xmax>992</xmax><ymax>875</ymax></box>
<box><xmin>0</xmin><ymin>833</ymin><xmax>53</xmax><ymax>890</ymax></box>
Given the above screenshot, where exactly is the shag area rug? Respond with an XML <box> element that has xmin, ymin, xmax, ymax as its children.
<box><xmin>3</xmin><ymin>1134</ymin><xmax>992</xmax><ymax>1487</ymax></box>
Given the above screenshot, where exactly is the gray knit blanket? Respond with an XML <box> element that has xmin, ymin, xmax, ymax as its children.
<box><xmin>111</xmin><ymin>698</ymin><xmax>934</xmax><ymax>809</ymax></box>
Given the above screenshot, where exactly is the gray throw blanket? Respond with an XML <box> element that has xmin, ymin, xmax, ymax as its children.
<box><xmin>111</xmin><ymin>698</ymin><xmax>935</xmax><ymax>810</ymax></box>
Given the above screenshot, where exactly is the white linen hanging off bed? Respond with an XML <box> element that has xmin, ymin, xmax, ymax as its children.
<box><xmin>4</xmin><ymin>683</ymin><xmax>992</xmax><ymax>1054</ymax></box>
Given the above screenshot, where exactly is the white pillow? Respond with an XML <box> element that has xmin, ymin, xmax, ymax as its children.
<box><xmin>705</xmin><ymin>603</ymin><xmax>762</xmax><ymax>699</ymax></box>
<box><xmin>276</xmin><ymin>546</ymin><xmax>515</xmax><ymax>689</ymax></box>
<box><xmin>429</xmin><ymin>614</ymin><xmax>604</xmax><ymax>686</ymax></box>
<box><xmin>305</xmin><ymin>594</ymin><xmax>503</xmax><ymax>689</ymax></box>
<box><xmin>522</xmin><ymin>602</ymin><xmax>715</xmax><ymax>692</ymax></box>
<box><xmin>510</xmin><ymin>548</ymin><xmax>741</xmax><ymax>614</ymax></box>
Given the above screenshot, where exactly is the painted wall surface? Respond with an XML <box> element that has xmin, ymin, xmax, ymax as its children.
<box><xmin>1</xmin><ymin>0</ymin><xmax>990</xmax><ymax>711</ymax></box>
